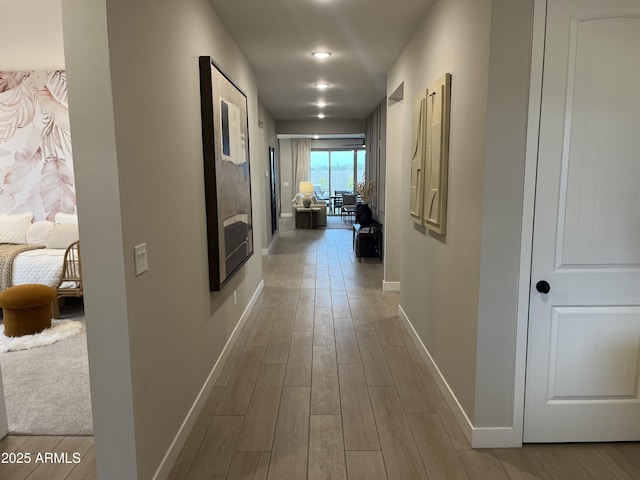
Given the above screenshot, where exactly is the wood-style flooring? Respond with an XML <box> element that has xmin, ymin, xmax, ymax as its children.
<box><xmin>3</xmin><ymin>220</ymin><xmax>639</xmax><ymax>479</ymax></box>
<box><xmin>169</xmin><ymin>222</ymin><xmax>640</xmax><ymax>479</ymax></box>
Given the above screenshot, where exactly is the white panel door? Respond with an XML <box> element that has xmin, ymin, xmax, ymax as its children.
<box><xmin>524</xmin><ymin>0</ymin><xmax>640</xmax><ymax>442</ymax></box>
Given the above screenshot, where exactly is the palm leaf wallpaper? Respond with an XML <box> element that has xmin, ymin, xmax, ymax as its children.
<box><xmin>0</xmin><ymin>71</ymin><xmax>76</xmax><ymax>221</ymax></box>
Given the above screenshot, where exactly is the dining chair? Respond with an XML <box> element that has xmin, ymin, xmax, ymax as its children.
<box><xmin>341</xmin><ymin>193</ymin><xmax>357</xmax><ymax>221</ymax></box>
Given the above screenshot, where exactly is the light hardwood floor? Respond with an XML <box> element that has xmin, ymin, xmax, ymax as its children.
<box><xmin>3</xmin><ymin>221</ymin><xmax>639</xmax><ymax>479</ymax></box>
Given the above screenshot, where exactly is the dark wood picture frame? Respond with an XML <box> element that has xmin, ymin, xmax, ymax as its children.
<box><xmin>199</xmin><ymin>56</ymin><xmax>254</xmax><ymax>291</ymax></box>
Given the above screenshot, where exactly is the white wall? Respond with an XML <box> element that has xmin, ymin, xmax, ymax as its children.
<box><xmin>279</xmin><ymin>139</ymin><xmax>294</xmax><ymax>216</ymax></box>
<box><xmin>62</xmin><ymin>0</ymin><xmax>264</xmax><ymax>477</ymax></box>
<box><xmin>0</xmin><ymin>0</ymin><xmax>64</xmax><ymax>69</ymax></box>
<box><xmin>258</xmin><ymin>104</ymin><xmax>278</xmax><ymax>251</ymax></box>
<box><xmin>390</xmin><ymin>0</ymin><xmax>493</xmax><ymax>422</ymax></box>
<box><xmin>388</xmin><ymin>0</ymin><xmax>533</xmax><ymax>435</ymax></box>
<box><xmin>474</xmin><ymin>0</ymin><xmax>532</xmax><ymax>428</ymax></box>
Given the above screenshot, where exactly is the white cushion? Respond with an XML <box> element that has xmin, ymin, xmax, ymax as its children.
<box><xmin>0</xmin><ymin>212</ymin><xmax>34</xmax><ymax>244</ymax></box>
<box><xmin>54</xmin><ymin>212</ymin><xmax>78</xmax><ymax>224</ymax></box>
<box><xmin>46</xmin><ymin>224</ymin><xmax>79</xmax><ymax>249</ymax></box>
<box><xmin>26</xmin><ymin>221</ymin><xmax>55</xmax><ymax>245</ymax></box>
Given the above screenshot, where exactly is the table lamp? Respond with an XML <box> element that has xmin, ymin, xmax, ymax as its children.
<box><xmin>299</xmin><ymin>181</ymin><xmax>314</xmax><ymax>208</ymax></box>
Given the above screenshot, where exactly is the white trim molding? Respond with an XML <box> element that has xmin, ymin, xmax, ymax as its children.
<box><xmin>512</xmin><ymin>0</ymin><xmax>547</xmax><ymax>448</ymax></box>
<box><xmin>398</xmin><ymin>305</ymin><xmax>517</xmax><ymax>448</ymax></box>
<box><xmin>152</xmin><ymin>279</ymin><xmax>265</xmax><ymax>479</ymax></box>
<box><xmin>262</xmin><ymin>232</ymin><xmax>280</xmax><ymax>256</ymax></box>
<box><xmin>382</xmin><ymin>280</ymin><xmax>400</xmax><ymax>292</ymax></box>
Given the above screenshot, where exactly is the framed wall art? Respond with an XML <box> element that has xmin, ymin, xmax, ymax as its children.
<box><xmin>199</xmin><ymin>56</ymin><xmax>254</xmax><ymax>291</ymax></box>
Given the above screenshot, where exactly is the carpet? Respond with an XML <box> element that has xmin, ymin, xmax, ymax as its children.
<box><xmin>0</xmin><ymin>320</ymin><xmax>84</xmax><ymax>353</ymax></box>
<box><xmin>0</xmin><ymin>319</ymin><xmax>93</xmax><ymax>435</ymax></box>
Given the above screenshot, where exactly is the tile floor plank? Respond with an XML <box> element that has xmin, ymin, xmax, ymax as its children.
<box><xmin>495</xmin><ymin>447</ymin><xmax>553</xmax><ymax>480</ymax></box>
<box><xmin>335</xmin><ymin>324</ymin><xmax>362</xmax><ymax>364</ymax></box>
<box><xmin>215</xmin><ymin>346</ymin><xmax>266</xmax><ymax>415</ymax></box>
<box><xmin>368</xmin><ymin>386</ymin><xmax>429</xmax><ymax>479</ymax></box>
<box><xmin>566</xmin><ymin>444</ymin><xmax>634</xmax><ymax>480</ymax></box>
<box><xmin>25</xmin><ymin>436</ymin><xmax>94</xmax><ymax>480</ymax></box>
<box><xmin>215</xmin><ymin>331</ymin><xmax>250</xmax><ymax>387</ymax></box>
<box><xmin>458</xmin><ymin>449</ymin><xmax>511</xmax><ymax>480</ymax></box>
<box><xmin>345</xmin><ymin>451</ymin><xmax>388</xmax><ymax>480</ymax></box>
<box><xmin>371</xmin><ymin>315</ymin><xmax>404</xmax><ymax>346</ymax></box>
<box><xmin>311</xmin><ymin>345</ymin><xmax>341</xmax><ymax>415</ymax></box>
<box><xmin>168</xmin><ymin>387</ymin><xmax>225</xmax><ymax>479</ymax></box>
<box><xmin>293</xmin><ymin>299</ymin><xmax>314</xmax><ymax>332</ymax></box>
<box><xmin>383</xmin><ymin>345</ymin><xmax>436</xmax><ymax>414</ymax></box>
<box><xmin>355</xmin><ymin>329</ymin><xmax>394</xmax><ymax>386</ymax></box>
<box><xmin>267</xmin><ymin>387</ymin><xmax>311</xmax><ymax>480</ymax></box>
<box><xmin>284</xmin><ymin>331</ymin><xmax>313</xmax><ymax>386</ymax></box>
<box><xmin>245</xmin><ymin>308</ymin><xmax>278</xmax><ymax>347</ymax></box>
<box><xmin>65</xmin><ymin>445</ymin><xmax>97</xmax><ymax>480</ymax></box>
<box><xmin>526</xmin><ymin>445</ymin><xmax>595</xmax><ymax>480</ymax></box>
<box><xmin>236</xmin><ymin>364</ymin><xmax>285</xmax><ymax>452</ymax></box>
<box><xmin>338</xmin><ymin>363</ymin><xmax>380</xmax><ymax>451</ymax></box>
<box><xmin>391</xmin><ymin>317</ymin><xmax>425</xmax><ymax>364</ymax></box>
<box><xmin>226</xmin><ymin>451</ymin><xmax>270</xmax><ymax>480</ymax></box>
<box><xmin>313</xmin><ymin>307</ymin><xmax>335</xmax><ymax>346</ymax></box>
<box><xmin>308</xmin><ymin>415</ymin><xmax>347</xmax><ymax>480</ymax></box>
<box><xmin>408</xmin><ymin>413</ymin><xmax>469</xmax><ymax>480</ymax></box>
<box><xmin>263</xmin><ymin>316</ymin><xmax>294</xmax><ymax>365</ymax></box>
<box><xmin>0</xmin><ymin>436</ymin><xmax>63</xmax><ymax>480</ymax></box>
<box><xmin>186</xmin><ymin>416</ymin><xmax>243</xmax><ymax>479</ymax></box>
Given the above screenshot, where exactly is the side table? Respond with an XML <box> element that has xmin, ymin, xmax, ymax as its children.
<box><xmin>295</xmin><ymin>207</ymin><xmax>321</xmax><ymax>229</ymax></box>
<box><xmin>353</xmin><ymin>223</ymin><xmax>383</xmax><ymax>262</ymax></box>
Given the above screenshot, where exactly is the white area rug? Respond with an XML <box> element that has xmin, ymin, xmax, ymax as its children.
<box><xmin>0</xmin><ymin>319</ymin><xmax>93</xmax><ymax>435</ymax></box>
<box><xmin>0</xmin><ymin>320</ymin><xmax>84</xmax><ymax>353</ymax></box>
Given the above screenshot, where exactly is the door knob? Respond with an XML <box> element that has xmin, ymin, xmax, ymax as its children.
<box><xmin>536</xmin><ymin>280</ymin><xmax>550</xmax><ymax>294</ymax></box>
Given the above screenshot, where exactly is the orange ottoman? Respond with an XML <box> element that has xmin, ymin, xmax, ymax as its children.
<box><xmin>0</xmin><ymin>284</ymin><xmax>56</xmax><ymax>337</ymax></box>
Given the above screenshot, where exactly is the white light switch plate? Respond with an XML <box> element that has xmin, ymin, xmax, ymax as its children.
<box><xmin>134</xmin><ymin>243</ymin><xmax>148</xmax><ymax>275</ymax></box>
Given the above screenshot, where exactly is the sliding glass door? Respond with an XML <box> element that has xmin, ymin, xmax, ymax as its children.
<box><xmin>310</xmin><ymin>149</ymin><xmax>366</xmax><ymax>197</ymax></box>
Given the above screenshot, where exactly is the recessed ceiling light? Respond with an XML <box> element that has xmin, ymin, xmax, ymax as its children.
<box><xmin>314</xmin><ymin>83</ymin><xmax>330</xmax><ymax>89</ymax></box>
<box><xmin>314</xmin><ymin>135</ymin><xmax>320</xmax><ymax>139</ymax></box>
<box><xmin>315</xmin><ymin>101</ymin><xmax>328</xmax><ymax>107</ymax></box>
<box><xmin>311</xmin><ymin>51</ymin><xmax>332</xmax><ymax>59</ymax></box>
<box><xmin>317</xmin><ymin>113</ymin><xmax>326</xmax><ymax>119</ymax></box>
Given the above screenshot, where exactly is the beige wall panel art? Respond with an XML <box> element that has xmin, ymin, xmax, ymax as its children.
<box><xmin>422</xmin><ymin>73</ymin><xmax>451</xmax><ymax>235</ymax></box>
<box><xmin>409</xmin><ymin>95</ymin><xmax>426</xmax><ymax>224</ymax></box>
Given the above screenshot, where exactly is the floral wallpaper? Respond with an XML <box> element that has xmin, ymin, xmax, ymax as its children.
<box><xmin>0</xmin><ymin>71</ymin><xmax>76</xmax><ymax>221</ymax></box>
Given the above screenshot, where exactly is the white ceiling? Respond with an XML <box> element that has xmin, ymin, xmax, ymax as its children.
<box><xmin>1</xmin><ymin>0</ymin><xmax>435</xmax><ymax>122</ymax></box>
<box><xmin>209</xmin><ymin>0</ymin><xmax>435</xmax><ymax>121</ymax></box>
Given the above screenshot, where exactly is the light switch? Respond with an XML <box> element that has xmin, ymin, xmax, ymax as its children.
<box><xmin>283</xmin><ymin>181</ymin><xmax>289</xmax><ymax>187</ymax></box>
<box><xmin>134</xmin><ymin>243</ymin><xmax>148</xmax><ymax>276</ymax></box>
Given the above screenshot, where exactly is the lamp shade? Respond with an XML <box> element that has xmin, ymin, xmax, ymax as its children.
<box><xmin>299</xmin><ymin>181</ymin><xmax>314</xmax><ymax>196</ymax></box>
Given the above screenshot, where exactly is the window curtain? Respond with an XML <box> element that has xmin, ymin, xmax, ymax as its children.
<box><xmin>292</xmin><ymin>138</ymin><xmax>312</xmax><ymax>193</ymax></box>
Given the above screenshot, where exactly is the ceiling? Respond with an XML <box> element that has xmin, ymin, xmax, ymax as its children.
<box><xmin>209</xmin><ymin>0</ymin><xmax>435</xmax><ymax>122</ymax></box>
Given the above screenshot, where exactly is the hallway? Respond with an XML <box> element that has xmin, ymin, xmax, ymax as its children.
<box><xmin>168</xmin><ymin>221</ymin><xmax>640</xmax><ymax>479</ymax></box>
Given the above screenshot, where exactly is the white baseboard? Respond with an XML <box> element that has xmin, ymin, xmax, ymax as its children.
<box><xmin>382</xmin><ymin>280</ymin><xmax>400</xmax><ymax>292</ymax></box>
<box><xmin>262</xmin><ymin>232</ymin><xmax>280</xmax><ymax>256</ymax></box>
<box><xmin>472</xmin><ymin>427</ymin><xmax>516</xmax><ymax>448</ymax></box>
<box><xmin>281</xmin><ymin>213</ymin><xmax>293</xmax><ymax>218</ymax></box>
<box><xmin>152</xmin><ymin>279</ymin><xmax>265</xmax><ymax>479</ymax></box>
<box><xmin>397</xmin><ymin>305</ymin><xmax>516</xmax><ymax>448</ymax></box>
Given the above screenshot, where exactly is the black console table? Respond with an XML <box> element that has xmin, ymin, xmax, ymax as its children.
<box><xmin>353</xmin><ymin>223</ymin><xmax>383</xmax><ymax>262</ymax></box>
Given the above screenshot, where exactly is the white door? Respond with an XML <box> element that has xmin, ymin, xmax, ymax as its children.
<box><xmin>524</xmin><ymin>0</ymin><xmax>640</xmax><ymax>442</ymax></box>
